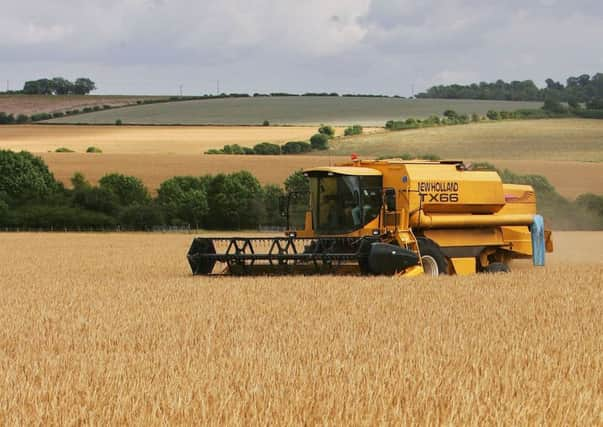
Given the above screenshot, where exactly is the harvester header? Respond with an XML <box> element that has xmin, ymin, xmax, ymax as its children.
<box><xmin>188</xmin><ymin>159</ymin><xmax>552</xmax><ymax>276</ymax></box>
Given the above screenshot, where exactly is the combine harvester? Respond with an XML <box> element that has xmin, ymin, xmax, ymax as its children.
<box><xmin>188</xmin><ymin>158</ymin><xmax>553</xmax><ymax>276</ymax></box>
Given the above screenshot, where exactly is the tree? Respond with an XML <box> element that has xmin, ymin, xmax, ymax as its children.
<box><xmin>0</xmin><ymin>150</ymin><xmax>59</xmax><ymax>204</ymax></box>
<box><xmin>157</xmin><ymin>176</ymin><xmax>209</xmax><ymax>226</ymax></box>
<box><xmin>205</xmin><ymin>172</ymin><xmax>264</xmax><ymax>229</ymax></box>
<box><xmin>262</xmin><ymin>184</ymin><xmax>285</xmax><ymax>226</ymax></box>
<box><xmin>284</xmin><ymin>170</ymin><xmax>309</xmax><ymax>193</ymax></box>
<box><xmin>73</xmin><ymin>78</ymin><xmax>96</xmax><ymax>95</ymax></box>
<box><xmin>310</xmin><ymin>133</ymin><xmax>329</xmax><ymax>150</ymax></box>
<box><xmin>52</xmin><ymin>77</ymin><xmax>74</xmax><ymax>95</ymax></box>
<box><xmin>98</xmin><ymin>173</ymin><xmax>150</xmax><ymax>206</ymax></box>
<box><xmin>23</xmin><ymin>79</ymin><xmax>54</xmax><ymax>95</ymax></box>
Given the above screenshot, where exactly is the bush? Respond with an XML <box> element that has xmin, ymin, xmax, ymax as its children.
<box><xmin>55</xmin><ymin>147</ymin><xmax>75</xmax><ymax>153</ymax></box>
<box><xmin>253</xmin><ymin>142</ymin><xmax>281</xmax><ymax>155</ymax></box>
<box><xmin>471</xmin><ymin>113</ymin><xmax>480</xmax><ymax>122</ymax></box>
<box><xmin>9</xmin><ymin>205</ymin><xmax>117</xmax><ymax>228</ymax></box>
<box><xmin>30</xmin><ymin>113</ymin><xmax>52</xmax><ymax>122</ymax></box>
<box><xmin>281</xmin><ymin>141</ymin><xmax>311</xmax><ymax>154</ymax></box>
<box><xmin>443</xmin><ymin>110</ymin><xmax>458</xmax><ymax>119</ymax></box>
<box><xmin>575</xmin><ymin>109</ymin><xmax>603</xmax><ymax>119</ymax></box>
<box><xmin>93</xmin><ymin>106</ymin><xmax>101</xmax><ymax>111</ymax></box>
<box><xmin>458</xmin><ymin>114</ymin><xmax>470</xmax><ymax>124</ymax></box>
<box><xmin>16</xmin><ymin>114</ymin><xmax>30</xmax><ymax>124</ymax></box>
<box><xmin>205</xmin><ymin>148</ymin><xmax>223</xmax><ymax>155</ymax></box>
<box><xmin>0</xmin><ymin>112</ymin><xmax>16</xmax><ymax>124</ymax></box>
<box><xmin>344</xmin><ymin>125</ymin><xmax>363</xmax><ymax>136</ymax></box>
<box><xmin>419</xmin><ymin>153</ymin><xmax>441</xmax><ymax>161</ymax></box>
<box><xmin>52</xmin><ymin>112</ymin><xmax>65</xmax><ymax>118</ymax></box>
<box><xmin>115</xmin><ymin>119</ymin><xmax>123</xmax><ymax>125</ymax></box>
<box><xmin>262</xmin><ymin>120</ymin><xmax>270</xmax><ymax>126</ymax></box>
<box><xmin>82</xmin><ymin>107</ymin><xmax>93</xmax><ymax>113</ymax></box>
<box><xmin>73</xmin><ymin>186</ymin><xmax>119</xmax><ymax>216</ymax></box>
<box><xmin>576</xmin><ymin>193</ymin><xmax>603</xmax><ymax>216</ymax></box>
<box><xmin>119</xmin><ymin>203</ymin><xmax>164</xmax><ymax>230</ymax></box>
<box><xmin>223</xmin><ymin>144</ymin><xmax>245</xmax><ymax>155</ymax></box>
<box><xmin>262</xmin><ymin>184</ymin><xmax>286</xmax><ymax>226</ymax></box>
<box><xmin>486</xmin><ymin>110</ymin><xmax>500</xmax><ymax>120</ymax></box>
<box><xmin>542</xmin><ymin>98</ymin><xmax>568</xmax><ymax>114</ymax></box>
<box><xmin>318</xmin><ymin>124</ymin><xmax>335</xmax><ymax>138</ymax></box>
<box><xmin>310</xmin><ymin>133</ymin><xmax>329</xmax><ymax>150</ymax></box>
<box><xmin>86</xmin><ymin>146</ymin><xmax>102</xmax><ymax>153</ymax></box>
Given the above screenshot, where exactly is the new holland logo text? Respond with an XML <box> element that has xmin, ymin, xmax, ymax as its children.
<box><xmin>418</xmin><ymin>181</ymin><xmax>459</xmax><ymax>203</ymax></box>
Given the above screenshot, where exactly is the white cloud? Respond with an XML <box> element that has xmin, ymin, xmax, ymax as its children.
<box><xmin>0</xmin><ymin>0</ymin><xmax>601</xmax><ymax>94</ymax></box>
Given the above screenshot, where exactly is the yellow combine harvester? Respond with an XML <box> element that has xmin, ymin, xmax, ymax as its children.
<box><xmin>188</xmin><ymin>159</ymin><xmax>553</xmax><ymax>276</ymax></box>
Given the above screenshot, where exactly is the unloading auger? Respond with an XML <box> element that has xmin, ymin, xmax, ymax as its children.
<box><xmin>187</xmin><ymin>159</ymin><xmax>553</xmax><ymax>276</ymax></box>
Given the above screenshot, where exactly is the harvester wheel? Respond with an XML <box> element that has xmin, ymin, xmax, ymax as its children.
<box><xmin>417</xmin><ymin>237</ymin><xmax>448</xmax><ymax>276</ymax></box>
<box><xmin>483</xmin><ymin>262</ymin><xmax>510</xmax><ymax>273</ymax></box>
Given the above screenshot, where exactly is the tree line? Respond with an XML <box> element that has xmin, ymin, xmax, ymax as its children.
<box><xmin>0</xmin><ymin>150</ymin><xmax>601</xmax><ymax>230</ymax></box>
<box><xmin>0</xmin><ymin>150</ymin><xmax>309</xmax><ymax>230</ymax></box>
<box><xmin>416</xmin><ymin>73</ymin><xmax>603</xmax><ymax>106</ymax></box>
<box><xmin>15</xmin><ymin>77</ymin><xmax>97</xmax><ymax>95</ymax></box>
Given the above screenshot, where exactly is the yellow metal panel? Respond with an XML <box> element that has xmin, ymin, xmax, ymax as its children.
<box><xmin>449</xmin><ymin>257</ymin><xmax>476</xmax><ymax>275</ymax></box>
<box><xmin>303</xmin><ymin>166</ymin><xmax>382</xmax><ymax>176</ymax></box>
<box><xmin>424</xmin><ymin>228</ymin><xmax>505</xmax><ymax>247</ymax></box>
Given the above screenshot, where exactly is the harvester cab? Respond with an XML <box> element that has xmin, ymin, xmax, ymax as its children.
<box><xmin>187</xmin><ymin>159</ymin><xmax>553</xmax><ymax>276</ymax></box>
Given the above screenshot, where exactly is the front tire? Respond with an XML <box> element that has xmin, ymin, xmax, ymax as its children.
<box><xmin>417</xmin><ymin>237</ymin><xmax>448</xmax><ymax>276</ymax></box>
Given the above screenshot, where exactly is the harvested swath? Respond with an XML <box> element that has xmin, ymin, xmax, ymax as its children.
<box><xmin>0</xmin><ymin>231</ymin><xmax>601</xmax><ymax>424</ymax></box>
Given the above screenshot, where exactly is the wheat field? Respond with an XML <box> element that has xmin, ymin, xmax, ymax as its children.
<box><xmin>0</xmin><ymin>231</ymin><xmax>601</xmax><ymax>425</ymax></box>
<box><xmin>0</xmin><ymin>125</ymin><xmax>370</xmax><ymax>154</ymax></box>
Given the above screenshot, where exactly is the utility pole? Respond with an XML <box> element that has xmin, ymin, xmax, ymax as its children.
<box><xmin>179</xmin><ymin>84</ymin><xmax>183</xmax><ymax>97</ymax></box>
<box><xmin>217</xmin><ymin>80</ymin><xmax>220</xmax><ymax>95</ymax></box>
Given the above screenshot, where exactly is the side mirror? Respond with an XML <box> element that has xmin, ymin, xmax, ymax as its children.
<box><xmin>384</xmin><ymin>188</ymin><xmax>396</xmax><ymax>212</ymax></box>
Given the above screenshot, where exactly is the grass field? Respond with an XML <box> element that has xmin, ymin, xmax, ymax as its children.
<box><xmin>46</xmin><ymin>97</ymin><xmax>543</xmax><ymax>126</ymax></box>
<box><xmin>0</xmin><ymin>231</ymin><xmax>601</xmax><ymax>425</ymax></box>
<box><xmin>331</xmin><ymin>118</ymin><xmax>603</xmax><ymax>162</ymax></box>
<box><xmin>0</xmin><ymin>125</ymin><xmax>368</xmax><ymax>154</ymax></box>
<box><xmin>0</xmin><ymin>95</ymin><xmax>168</xmax><ymax>115</ymax></box>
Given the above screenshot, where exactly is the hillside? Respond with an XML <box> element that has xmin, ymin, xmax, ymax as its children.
<box><xmin>0</xmin><ymin>95</ymin><xmax>169</xmax><ymax>115</ymax></box>
<box><xmin>329</xmin><ymin>118</ymin><xmax>603</xmax><ymax>162</ymax></box>
<box><xmin>45</xmin><ymin>97</ymin><xmax>543</xmax><ymax>126</ymax></box>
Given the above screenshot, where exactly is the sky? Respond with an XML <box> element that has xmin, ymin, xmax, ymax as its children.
<box><xmin>1</xmin><ymin>0</ymin><xmax>602</xmax><ymax>96</ymax></box>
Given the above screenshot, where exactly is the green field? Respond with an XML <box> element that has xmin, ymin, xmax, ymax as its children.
<box><xmin>330</xmin><ymin>118</ymin><xmax>603</xmax><ymax>162</ymax></box>
<box><xmin>47</xmin><ymin>97</ymin><xmax>543</xmax><ymax>126</ymax></box>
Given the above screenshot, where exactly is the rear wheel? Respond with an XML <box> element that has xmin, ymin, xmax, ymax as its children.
<box><xmin>417</xmin><ymin>237</ymin><xmax>448</xmax><ymax>276</ymax></box>
<box><xmin>483</xmin><ymin>262</ymin><xmax>510</xmax><ymax>273</ymax></box>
